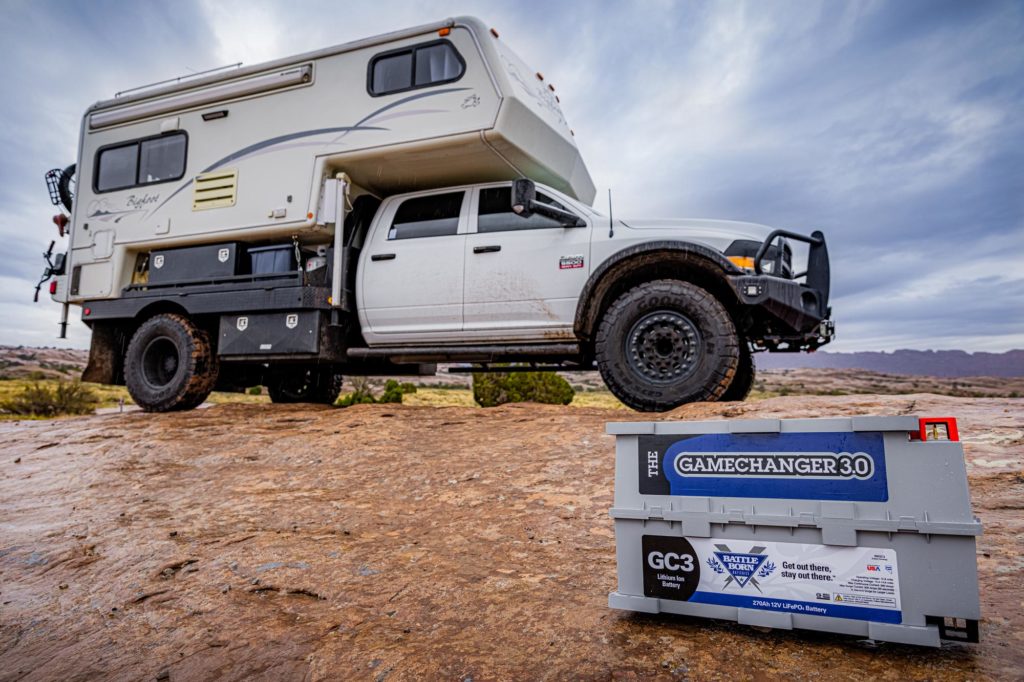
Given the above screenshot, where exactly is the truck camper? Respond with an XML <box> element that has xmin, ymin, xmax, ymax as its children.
<box><xmin>40</xmin><ymin>16</ymin><xmax>833</xmax><ymax>412</ymax></box>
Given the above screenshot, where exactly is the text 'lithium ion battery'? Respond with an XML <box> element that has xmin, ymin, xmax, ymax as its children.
<box><xmin>606</xmin><ymin>415</ymin><xmax>981</xmax><ymax>647</ymax></box>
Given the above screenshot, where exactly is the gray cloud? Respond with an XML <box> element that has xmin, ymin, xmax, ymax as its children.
<box><xmin>1</xmin><ymin>0</ymin><xmax>1020</xmax><ymax>352</ymax></box>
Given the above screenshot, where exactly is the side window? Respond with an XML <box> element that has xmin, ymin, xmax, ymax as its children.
<box><xmin>139</xmin><ymin>134</ymin><xmax>187</xmax><ymax>183</ymax></box>
<box><xmin>95</xmin><ymin>132</ymin><xmax>187</xmax><ymax>192</ymax></box>
<box><xmin>368</xmin><ymin>40</ymin><xmax>465</xmax><ymax>96</ymax></box>
<box><xmin>96</xmin><ymin>145</ymin><xmax>138</xmax><ymax>192</ymax></box>
<box><xmin>477</xmin><ymin>187</ymin><xmax>570</xmax><ymax>234</ymax></box>
<box><xmin>372</xmin><ymin>52</ymin><xmax>413</xmax><ymax>93</ymax></box>
<box><xmin>388</xmin><ymin>191</ymin><xmax>464</xmax><ymax>240</ymax></box>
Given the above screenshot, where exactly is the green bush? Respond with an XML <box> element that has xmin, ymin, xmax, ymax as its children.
<box><xmin>1</xmin><ymin>381</ymin><xmax>99</xmax><ymax>417</ymax></box>
<box><xmin>339</xmin><ymin>378</ymin><xmax>418</xmax><ymax>407</ymax></box>
<box><xmin>472</xmin><ymin>369</ymin><xmax>574</xmax><ymax>407</ymax></box>
<box><xmin>247</xmin><ymin>386</ymin><xmax>263</xmax><ymax>395</ymax></box>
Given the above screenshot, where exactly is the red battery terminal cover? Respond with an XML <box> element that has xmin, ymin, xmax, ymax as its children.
<box><xmin>911</xmin><ymin>417</ymin><xmax>960</xmax><ymax>442</ymax></box>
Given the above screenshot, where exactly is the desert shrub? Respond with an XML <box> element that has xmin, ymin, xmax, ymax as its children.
<box><xmin>247</xmin><ymin>386</ymin><xmax>263</xmax><ymax>395</ymax></box>
<box><xmin>338</xmin><ymin>378</ymin><xmax>418</xmax><ymax>407</ymax></box>
<box><xmin>472</xmin><ymin>369</ymin><xmax>574</xmax><ymax>407</ymax></box>
<box><xmin>1</xmin><ymin>381</ymin><xmax>99</xmax><ymax>417</ymax></box>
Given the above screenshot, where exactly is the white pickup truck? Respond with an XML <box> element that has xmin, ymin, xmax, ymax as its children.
<box><xmin>37</xmin><ymin>17</ymin><xmax>832</xmax><ymax>412</ymax></box>
<box><xmin>62</xmin><ymin>176</ymin><xmax>833</xmax><ymax>412</ymax></box>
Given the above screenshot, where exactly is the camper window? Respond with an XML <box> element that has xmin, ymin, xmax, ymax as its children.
<box><xmin>95</xmin><ymin>131</ymin><xmax>187</xmax><ymax>193</ymax></box>
<box><xmin>368</xmin><ymin>39</ymin><xmax>465</xmax><ymax>96</ymax></box>
<box><xmin>388</xmin><ymin>191</ymin><xmax>465</xmax><ymax>240</ymax></box>
<box><xmin>139</xmin><ymin>134</ymin><xmax>186</xmax><ymax>183</ymax></box>
<box><xmin>96</xmin><ymin>145</ymin><xmax>137</xmax><ymax>192</ymax></box>
<box><xmin>477</xmin><ymin>187</ymin><xmax>568</xmax><ymax>233</ymax></box>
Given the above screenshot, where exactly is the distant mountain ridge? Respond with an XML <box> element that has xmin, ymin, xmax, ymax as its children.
<box><xmin>755</xmin><ymin>349</ymin><xmax>1024</xmax><ymax>377</ymax></box>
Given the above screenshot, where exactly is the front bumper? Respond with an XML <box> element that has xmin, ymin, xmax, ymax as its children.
<box><xmin>726</xmin><ymin>229</ymin><xmax>834</xmax><ymax>351</ymax></box>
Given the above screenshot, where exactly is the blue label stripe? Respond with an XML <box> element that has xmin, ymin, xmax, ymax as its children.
<box><xmin>662</xmin><ymin>432</ymin><xmax>889</xmax><ymax>502</ymax></box>
<box><xmin>689</xmin><ymin>590</ymin><xmax>901</xmax><ymax>624</ymax></box>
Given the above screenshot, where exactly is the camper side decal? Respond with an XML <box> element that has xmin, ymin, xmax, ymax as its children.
<box><xmin>143</xmin><ymin>87</ymin><xmax>471</xmax><ymax>219</ymax></box>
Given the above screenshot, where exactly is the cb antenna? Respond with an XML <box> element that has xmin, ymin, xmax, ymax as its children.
<box><xmin>608</xmin><ymin>188</ymin><xmax>614</xmax><ymax>238</ymax></box>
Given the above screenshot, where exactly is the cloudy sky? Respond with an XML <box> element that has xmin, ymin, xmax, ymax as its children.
<box><xmin>1</xmin><ymin>0</ymin><xmax>1021</xmax><ymax>352</ymax></box>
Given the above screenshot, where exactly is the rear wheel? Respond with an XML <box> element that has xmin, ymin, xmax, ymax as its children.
<box><xmin>267</xmin><ymin>367</ymin><xmax>343</xmax><ymax>405</ymax></box>
<box><xmin>124</xmin><ymin>313</ymin><xmax>218</xmax><ymax>412</ymax></box>
<box><xmin>718</xmin><ymin>342</ymin><xmax>755</xmax><ymax>401</ymax></box>
<box><xmin>595</xmin><ymin>279</ymin><xmax>739</xmax><ymax>412</ymax></box>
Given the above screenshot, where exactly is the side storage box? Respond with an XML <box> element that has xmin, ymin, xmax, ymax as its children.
<box><xmin>219</xmin><ymin>311</ymin><xmax>321</xmax><ymax>356</ymax></box>
<box><xmin>149</xmin><ymin>242</ymin><xmax>245</xmax><ymax>284</ymax></box>
<box><xmin>607</xmin><ymin>416</ymin><xmax>981</xmax><ymax>647</ymax></box>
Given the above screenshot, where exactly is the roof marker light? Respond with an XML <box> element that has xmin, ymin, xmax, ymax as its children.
<box><xmin>438</xmin><ymin>27</ymin><xmax>451</xmax><ymax>37</ymax></box>
<box><xmin>490</xmin><ymin>28</ymin><xmax>499</xmax><ymax>38</ymax></box>
<box><xmin>536</xmin><ymin>72</ymin><xmax>544</xmax><ymax>81</ymax></box>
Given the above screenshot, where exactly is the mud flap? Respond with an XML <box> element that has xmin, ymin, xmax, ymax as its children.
<box><xmin>81</xmin><ymin>323</ymin><xmax>125</xmax><ymax>385</ymax></box>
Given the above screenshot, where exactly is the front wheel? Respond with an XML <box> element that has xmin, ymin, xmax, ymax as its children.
<box><xmin>267</xmin><ymin>367</ymin><xmax>343</xmax><ymax>405</ymax></box>
<box><xmin>124</xmin><ymin>313</ymin><xmax>219</xmax><ymax>412</ymax></box>
<box><xmin>595</xmin><ymin>279</ymin><xmax>739</xmax><ymax>412</ymax></box>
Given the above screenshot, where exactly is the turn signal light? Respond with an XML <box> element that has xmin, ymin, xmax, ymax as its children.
<box><xmin>727</xmin><ymin>256</ymin><xmax>755</xmax><ymax>269</ymax></box>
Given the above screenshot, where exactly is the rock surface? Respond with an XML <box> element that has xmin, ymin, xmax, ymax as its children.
<box><xmin>1</xmin><ymin>394</ymin><xmax>1021</xmax><ymax>680</ymax></box>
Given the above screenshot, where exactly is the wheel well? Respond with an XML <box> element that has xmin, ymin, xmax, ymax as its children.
<box><xmin>81</xmin><ymin>301</ymin><xmax>204</xmax><ymax>386</ymax></box>
<box><xmin>575</xmin><ymin>250</ymin><xmax>742</xmax><ymax>347</ymax></box>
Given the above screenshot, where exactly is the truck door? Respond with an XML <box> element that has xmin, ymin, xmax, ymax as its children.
<box><xmin>358</xmin><ymin>190</ymin><xmax>468</xmax><ymax>341</ymax></box>
<box><xmin>463</xmin><ymin>184</ymin><xmax>592</xmax><ymax>338</ymax></box>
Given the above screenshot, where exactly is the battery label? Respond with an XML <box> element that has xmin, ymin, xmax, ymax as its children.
<box><xmin>638</xmin><ymin>432</ymin><xmax>889</xmax><ymax>502</ymax></box>
<box><xmin>642</xmin><ymin>535</ymin><xmax>901</xmax><ymax>623</ymax></box>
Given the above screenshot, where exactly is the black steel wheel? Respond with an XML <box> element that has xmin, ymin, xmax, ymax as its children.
<box><xmin>595</xmin><ymin>279</ymin><xmax>739</xmax><ymax>412</ymax></box>
<box><xmin>124</xmin><ymin>313</ymin><xmax>218</xmax><ymax>412</ymax></box>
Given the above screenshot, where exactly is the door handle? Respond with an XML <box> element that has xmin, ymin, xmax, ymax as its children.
<box><xmin>371</xmin><ymin>253</ymin><xmax>396</xmax><ymax>261</ymax></box>
<box><xmin>473</xmin><ymin>245</ymin><xmax>501</xmax><ymax>254</ymax></box>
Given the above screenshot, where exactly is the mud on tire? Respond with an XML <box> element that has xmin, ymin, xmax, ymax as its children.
<box><xmin>267</xmin><ymin>367</ymin><xmax>344</xmax><ymax>405</ymax></box>
<box><xmin>595</xmin><ymin>279</ymin><xmax>739</xmax><ymax>412</ymax></box>
<box><xmin>124</xmin><ymin>313</ymin><xmax>219</xmax><ymax>412</ymax></box>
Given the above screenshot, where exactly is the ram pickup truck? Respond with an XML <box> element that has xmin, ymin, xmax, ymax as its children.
<box><xmin>52</xmin><ymin>176</ymin><xmax>832</xmax><ymax>412</ymax></box>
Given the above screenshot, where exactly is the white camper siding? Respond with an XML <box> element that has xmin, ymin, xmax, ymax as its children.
<box><xmin>65</xmin><ymin>17</ymin><xmax>594</xmax><ymax>302</ymax></box>
<box><xmin>72</xmin><ymin>26</ymin><xmax>500</xmax><ymax>300</ymax></box>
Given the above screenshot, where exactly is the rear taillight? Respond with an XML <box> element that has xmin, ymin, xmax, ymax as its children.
<box><xmin>49</xmin><ymin>280</ymin><xmax>58</xmax><ymax>295</ymax></box>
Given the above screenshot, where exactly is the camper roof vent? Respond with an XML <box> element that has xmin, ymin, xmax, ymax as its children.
<box><xmin>193</xmin><ymin>169</ymin><xmax>238</xmax><ymax>211</ymax></box>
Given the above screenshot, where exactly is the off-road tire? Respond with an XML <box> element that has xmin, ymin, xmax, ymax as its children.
<box><xmin>595</xmin><ymin>279</ymin><xmax>739</xmax><ymax>412</ymax></box>
<box><xmin>58</xmin><ymin>164</ymin><xmax>75</xmax><ymax>212</ymax></box>
<box><xmin>124</xmin><ymin>313</ymin><xmax>219</xmax><ymax>412</ymax></box>
<box><xmin>719</xmin><ymin>342</ymin><xmax>755</xmax><ymax>402</ymax></box>
<box><xmin>267</xmin><ymin>367</ymin><xmax>344</xmax><ymax>405</ymax></box>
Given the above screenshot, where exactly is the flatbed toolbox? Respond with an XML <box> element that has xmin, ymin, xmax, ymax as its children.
<box><xmin>607</xmin><ymin>416</ymin><xmax>981</xmax><ymax>647</ymax></box>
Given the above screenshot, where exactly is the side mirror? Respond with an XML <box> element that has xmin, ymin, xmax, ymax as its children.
<box><xmin>512</xmin><ymin>178</ymin><xmax>535</xmax><ymax>218</ymax></box>
<box><xmin>510</xmin><ymin>177</ymin><xmax>586</xmax><ymax>227</ymax></box>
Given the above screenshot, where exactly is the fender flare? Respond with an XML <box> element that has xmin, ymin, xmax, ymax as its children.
<box><xmin>573</xmin><ymin>240</ymin><xmax>741</xmax><ymax>341</ymax></box>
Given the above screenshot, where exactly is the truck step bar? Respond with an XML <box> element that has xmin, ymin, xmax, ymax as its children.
<box><xmin>446</xmin><ymin>363</ymin><xmax>589</xmax><ymax>374</ymax></box>
<box><xmin>347</xmin><ymin>343</ymin><xmax>581</xmax><ymax>364</ymax></box>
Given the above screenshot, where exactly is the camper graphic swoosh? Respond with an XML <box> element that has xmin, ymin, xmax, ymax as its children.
<box><xmin>145</xmin><ymin>87</ymin><xmax>471</xmax><ymax>218</ymax></box>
